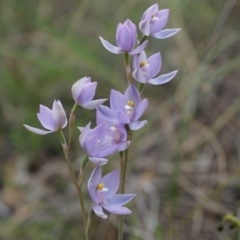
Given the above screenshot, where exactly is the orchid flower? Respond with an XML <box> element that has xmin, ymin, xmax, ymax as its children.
<box><xmin>97</xmin><ymin>84</ymin><xmax>148</xmax><ymax>131</ymax></box>
<box><xmin>88</xmin><ymin>166</ymin><xmax>136</xmax><ymax>219</ymax></box>
<box><xmin>132</xmin><ymin>51</ymin><xmax>178</xmax><ymax>85</ymax></box>
<box><xmin>139</xmin><ymin>3</ymin><xmax>180</xmax><ymax>39</ymax></box>
<box><xmin>72</xmin><ymin>77</ymin><xmax>107</xmax><ymax>109</ymax></box>
<box><xmin>23</xmin><ymin>100</ymin><xmax>67</xmax><ymax>135</ymax></box>
<box><xmin>99</xmin><ymin>19</ymin><xmax>148</xmax><ymax>55</ymax></box>
<box><xmin>79</xmin><ymin>122</ymin><xmax>122</xmax><ymax>165</ymax></box>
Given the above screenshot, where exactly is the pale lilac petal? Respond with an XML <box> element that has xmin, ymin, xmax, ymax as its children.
<box><xmin>97</xmin><ymin>144</ymin><xmax>119</xmax><ymax>158</ymax></box>
<box><xmin>110</xmin><ymin>90</ymin><xmax>126</xmax><ymax>112</ymax></box>
<box><xmin>116</xmin><ymin>24</ymin><xmax>133</xmax><ymax>51</ymax></box>
<box><xmin>97</xmin><ymin>105</ymin><xmax>117</xmax><ymax>122</ymax></box>
<box><xmin>128</xmin><ymin>40</ymin><xmax>148</xmax><ymax>55</ymax></box>
<box><xmin>152</xmin><ymin>28</ymin><xmax>181</xmax><ymax>39</ymax></box>
<box><xmin>124</xmin><ymin>84</ymin><xmax>141</xmax><ymax>107</ymax></box>
<box><xmin>132</xmin><ymin>68</ymin><xmax>147</xmax><ymax>83</ymax></box>
<box><xmin>151</xmin><ymin>15</ymin><xmax>169</xmax><ymax>34</ymax></box>
<box><xmin>139</xmin><ymin>19</ymin><xmax>150</xmax><ymax>36</ymax></box>
<box><xmin>52</xmin><ymin>100</ymin><xmax>67</xmax><ymax>129</ymax></box>
<box><xmin>37</xmin><ymin>105</ymin><xmax>56</xmax><ymax>130</ymax></box>
<box><xmin>148</xmin><ymin>70</ymin><xmax>178</xmax><ymax>85</ymax></box>
<box><xmin>132</xmin><ymin>99</ymin><xmax>148</xmax><ymax>121</ymax></box>
<box><xmin>99</xmin><ymin>37</ymin><xmax>123</xmax><ymax>54</ymax></box>
<box><xmin>23</xmin><ymin>125</ymin><xmax>54</xmax><ymax>135</ymax></box>
<box><xmin>84</xmin><ymin>135</ymin><xmax>100</xmax><ymax>156</ymax></box>
<box><xmin>82</xmin><ymin>99</ymin><xmax>107</xmax><ymax>110</ymax></box>
<box><xmin>117</xmin><ymin>141</ymin><xmax>130</xmax><ymax>152</ymax></box>
<box><xmin>90</xmin><ymin>124</ymin><xmax>106</xmax><ymax>142</ymax></box>
<box><xmin>93</xmin><ymin>204</ymin><xmax>108</xmax><ymax>219</ymax></box>
<box><xmin>79</xmin><ymin>122</ymin><xmax>91</xmax><ymax>146</ymax></box>
<box><xmin>88</xmin><ymin>157</ymin><xmax>108</xmax><ymax>165</ymax></box>
<box><xmin>88</xmin><ymin>182</ymin><xmax>99</xmax><ymax>204</ymax></box>
<box><xmin>138</xmin><ymin>51</ymin><xmax>147</xmax><ymax>64</ymax></box>
<box><xmin>116</xmin><ymin>110</ymin><xmax>130</xmax><ymax>124</ymax></box>
<box><xmin>142</xmin><ymin>4</ymin><xmax>158</xmax><ymax>20</ymax></box>
<box><xmin>129</xmin><ymin>120</ymin><xmax>147</xmax><ymax>130</ymax></box>
<box><xmin>88</xmin><ymin>165</ymin><xmax>102</xmax><ymax>189</ymax></box>
<box><xmin>156</xmin><ymin>9</ymin><xmax>169</xmax><ymax>19</ymax></box>
<box><xmin>146</xmin><ymin>53</ymin><xmax>161</xmax><ymax>80</ymax></box>
<box><xmin>71</xmin><ymin>77</ymin><xmax>89</xmax><ymax>102</ymax></box>
<box><xmin>77</xmin><ymin>82</ymin><xmax>97</xmax><ymax>105</ymax></box>
<box><xmin>105</xmin><ymin>194</ymin><xmax>136</xmax><ymax>206</ymax></box>
<box><xmin>103</xmin><ymin>205</ymin><xmax>131</xmax><ymax>215</ymax></box>
<box><xmin>102</xmin><ymin>170</ymin><xmax>120</xmax><ymax>198</ymax></box>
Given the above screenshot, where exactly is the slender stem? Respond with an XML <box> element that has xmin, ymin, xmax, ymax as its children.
<box><xmin>124</xmin><ymin>52</ymin><xmax>132</xmax><ymax>85</ymax></box>
<box><xmin>86</xmin><ymin>206</ymin><xmax>94</xmax><ymax>240</ymax></box>
<box><xmin>68</xmin><ymin>103</ymin><xmax>78</xmax><ymax>155</ymax></box>
<box><xmin>118</xmin><ymin>128</ymin><xmax>132</xmax><ymax>240</ymax></box>
<box><xmin>139</xmin><ymin>35</ymin><xmax>147</xmax><ymax>45</ymax></box>
<box><xmin>59</xmin><ymin>130</ymin><xmax>88</xmax><ymax>227</ymax></box>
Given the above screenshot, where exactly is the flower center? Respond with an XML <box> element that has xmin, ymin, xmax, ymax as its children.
<box><xmin>110</xmin><ymin>123</ymin><xmax>122</xmax><ymax>142</ymax></box>
<box><xmin>96</xmin><ymin>183</ymin><xmax>104</xmax><ymax>190</ymax></box>
<box><xmin>128</xmin><ymin>101</ymin><xmax>134</xmax><ymax>107</ymax></box>
<box><xmin>125</xmin><ymin>100</ymin><xmax>134</xmax><ymax>119</ymax></box>
<box><xmin>140</xmin><ymin>61</ymin><xmax>149</xmax><ymax>75</ymax></box>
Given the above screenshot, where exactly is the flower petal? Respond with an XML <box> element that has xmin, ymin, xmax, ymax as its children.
<box><xmin>37</xmin><ymin>105</ymin><xmax>56</xmax><ymax>130</ymax></box>
<box><xmin>117</xmin><ymin>141</ymin><xmax>130</xmax><ymax>152</ymax></box>
<box><xmin>99</xmin><ymin>37</ymin><xmax>123</xmax><ymax>54</ymax></box>
<box><xmin>77</xmin><ymin>82</ymin><xmax>97</xmax><ymax>105</ymax></box>
<box><xmin>88</xmin><ymin>166</ymin><xmax>102</xmax><ymax>189</ymax></box>
<box><xmin>82</xmin><ymin>99</ymin><xmax>107</xmax><ymax>110</ymax></box>
<box><xmin>142</xmin><ymin>4</ymin><xmax>158</xmax><ymax>20</ymax></box>
<box><xmin>110</xmin><ymin>90</ymin><xmax>126</xmax><ymax>112</ymax></box>
<box><xmin>128</xmin><ymin>40</ymin><xmax>148</xmax><ymax>55</ymax></box>
<box><xmin>132</xmin><ymin>68</ymin><xmax>147</xmax><ymax>83</ymax></box>
<box><xmin>124</xmin><ymin>84</ymin><xmax>141</xmax><ymax>107</ymax></box>
<box><xmin>97</xmin><ymin>105</ymin><xmax>117</xmax><ymax>122</ymax></box>
<box><xmin>132</xmin><ymin>98</ymin><xmax>148</xmax><ymax>121</ymax></box>
<box><xmin>102</xmin><ymin>170</ymin><xmax>120</xmax><ymax>198</ymax></box>
<box><xmin>88</xmin><ymin>182</ymin><xmax>99</xmax><ymax>204</ymax></box>
<box><xmin>23</xmin><ymin>125</ymin><xmax>54</xmax><ymax>135</ymax></box>
<box><xmin>102</xmin><ymin>205</ymin><xmax>132</xmax><ymax>215</ymax></box>
<box><xmin>79</xmin><ymin>122</ymin><xmax>91</xmax><ymax>147</ymax></box>
<box><xmin>71</xmin><ymin>77</ymin><xmax>90</xmax><ymax>103</ymax></box>
<box><xmin>152</xmin><ymin>28</ymin><xmax>181</xmax><ymax>39</ymax></box>
<box><xmin>139</xmin><ymin>19</ymin><xmax>150</xmax><ymax>36</ymax></box>
<box><xmin>88</xmin><ymin>157</ymin><xmax>108</xmax><ymax>165</ymax></box>
<box><xmin>129</xmin><ymin>120</ymin><xmax>147</xmax><ymax>130</ymax></box>
<box><xmin>93</xmin><ymin>204</ymin><xmax>108</xmax><ymax>219</ymax></box>
<box><xmin>52</xmin><ymin>100</ymin><xmax>67</xmax><ymax>129</ymax></box>
<box><xmin>116</xmin><ymin>110</ymin><xmax>130</xmax><ymax>124</ymax></box>
<box><xmin>146</xmin><ymin>52</ymin><xmax>161</xmax><ymax>80</ymax></box>
<box><xmin>148</xmin><ymin>70</ymin><xmax>178</xmax><ymax>85</ymax></box>
<box><xmin>116</xmin><ymin>23</ymin><xmax>133</xmax><ymax>51</ymax></box>
<box><xmin>151</xmin><ymin>15</ymin><xmax>169</xmax><ymax>34</ymax></box>
<box><xmin>84</xmin><ymin>135</ymin><xmax>100</xmax><ymax>156</ymax></box>
<box><xmin>105</xmin><ymin>194</ymin><xmax>136</xmax><ymax>206</ymax></box>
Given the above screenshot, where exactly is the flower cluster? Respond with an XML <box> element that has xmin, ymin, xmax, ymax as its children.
<box><xmin>23</xmin><ymin>3</ymin><xmax>179</xmax><ymax>222</ymax></box>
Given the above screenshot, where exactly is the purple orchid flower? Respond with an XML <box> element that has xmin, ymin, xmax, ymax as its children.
<box><xmin>99</xmin><ymin>19</ymin><xmax>148</xmax><ymax>55</ymax></box>
<box><xmin>132</xmin><ymin>51</ymin><xmax>178</xmax><ymax>85</ymax></box>
<box><xmin>96</xmin><ymin>111</ymin><xmax>130</xmax><ymax>152</ymax></box>
<box><xmin>139</xmin><ymin>3</ymin><xmax>180</xmax><ymax>39</ymax></box>
<box><xmin>23</xmin><ymin>100</ymin><xmax>67</xmax><ymax>135</ymax></box>
<box><xmin>97</xmin><ymin>84</ymin><xmax>148</xmax><ymax>131</ymax></box>
<box><xmin>88</xmin><ymin>166</ymin><xmax>136</xmax><ymax>219</ymax></box>
<box><xmin>72</xmin><ymin>77</ymin><xmax>107</xmax><ymax>109</ymax></box>
<box><xmin>79</xmin><ymin>122</ymin><xmax>123</xmax><ymax>165</ymax></box>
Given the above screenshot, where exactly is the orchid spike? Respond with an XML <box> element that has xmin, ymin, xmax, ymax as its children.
<box><xmin>139</xmin><ymin>3</ymin><xmax>180</xmax><ymax>39</ymax></box>
<box><xmin>72</xmin><ymin>77</ymin><xmax>107</xmax><ymax>109</ymax></box>
<box><xmin>23</xmin><ymin>100</ymin><xmax>67</xmax><ymax>135</ymax></box>
<box><xmin>99</xmin><ymin>19</ymin><xmax>148</xmax><ymax>55</ymax></box>
<box><xmin>97</xmin><ymin>84</ymin><xmax>148</xmax><ymax>131</ymax></box>
<box><xmin>88</xmin><ymin>166</ymin><xmax>136</xmax><ymax>219</ymax></box>
<box><xmin>132</xmin><ymin>51</ymin><xmax>178</xmax><ymax>85</ymax></box>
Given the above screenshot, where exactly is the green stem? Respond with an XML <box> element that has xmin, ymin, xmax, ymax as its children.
<box><xmin>86</xmin><ymin>206</ymin><xmax>94</xmax><ymax>240</ymax></box>
<box><xmin>137</xmin><ymin>82</ymin><xmax>145</xmax><ymax>93</ymax></box>
<box><xmin>139</xmin><ymin>35</ymin><xmax>147</xmax><ymax>45</ymax></box>
<box><xmin>118</xmin><ymin>128</ymin><xmax>132</xmax><ymax>240</ymax></box>
<box><xmin>124</xmin><ymin>52</ymin><xmax>132</xmax><ymax>85</ymax></box>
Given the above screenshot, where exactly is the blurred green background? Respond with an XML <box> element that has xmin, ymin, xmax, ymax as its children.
<box><xmin>1</xmin><ymin>0</ymin><xmax>240</xmax><ymax>239</ymax></box>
